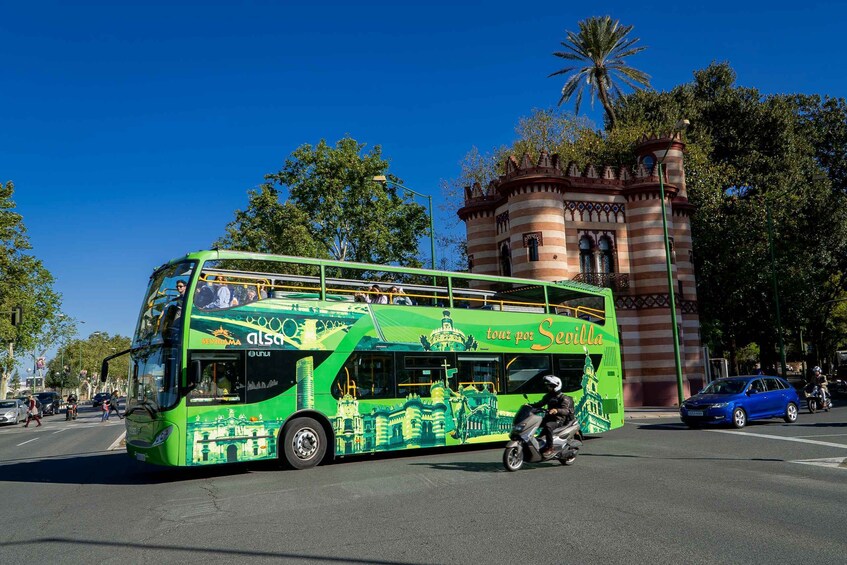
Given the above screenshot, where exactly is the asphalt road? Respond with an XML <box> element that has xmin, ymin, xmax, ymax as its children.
<box><xmin>1</xmin><ymin>403</ymin><xmax>845</xmax><ymax>565</ymax></box>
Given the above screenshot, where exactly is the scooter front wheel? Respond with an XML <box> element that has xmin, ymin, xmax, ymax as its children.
<box><xmin>503</xmin><ymin>445</ymin><xmax>524</xmax><ymax>472</ymax></box>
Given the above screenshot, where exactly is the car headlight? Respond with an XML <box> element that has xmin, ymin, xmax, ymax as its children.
<box><xmin>3</xmin><ymin>411</ymin><xmax>14</xmax><ymax>419</ymax></box>
<box><xmin>151</xmin><ymin>426</ymin><xmax>174</xmax><ymax>447</ymax></box>
<box><xmin>710</xmin><ymin>403</ymin><xmax>729</xmax><ymax>408</ymax></box>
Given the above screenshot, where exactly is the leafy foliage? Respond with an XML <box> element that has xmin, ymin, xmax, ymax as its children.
<box><xmin>218</xmin><ymin>137</ymin><xmax>430</xmax><ymax>268</ymax></box>
<box><xmin>0</xmin><ymin>180</ymin><xmax>65</xmax><ymax>397</ymax></box>
<box><xmin>615</xmin><ymin>63</ymin><xmax>847</xmax><ymax>370</ymax></box>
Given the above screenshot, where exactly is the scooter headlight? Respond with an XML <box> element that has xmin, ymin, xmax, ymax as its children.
<box><xmin>513</xmin><ymin>424</ymin><xmax>526</xmax><ymax>432</ymax></box>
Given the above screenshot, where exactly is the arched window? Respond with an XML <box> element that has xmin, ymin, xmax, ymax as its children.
<box><xmin>579</xmin><ymin>236</ymin><xmax>594</xmax><ymax>274</ymax></box>
<box><xmin>598</xmin><ymin>236</ymin><xmax>614</xmax><ymax>274</ymax></box>
<box><xmin>527</xmin><ymin>236</ymin><xmax>539</xmax><ymax>262</ymax></box>
<box><xmin>500</xmin><ymin>243</ymin><xmax>511</xmax><ymax>277</ymax></box>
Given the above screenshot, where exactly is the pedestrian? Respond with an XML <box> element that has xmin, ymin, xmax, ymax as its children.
<box><xmin>24</xmin><ymin>394</ymin><xmax>42</xmax><ymax>427</ymax></box>
<box><xmin>100</xmin><ymin>396</ymin><xmax>111</xmax><ymax>422</ymax></box>
<box><xmin>108</xmin><ymin>390</ymin><xmax>123</xmax><ymax>420</ymax></box>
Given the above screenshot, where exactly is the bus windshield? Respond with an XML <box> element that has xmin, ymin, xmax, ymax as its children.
<box><xmin>128</xmin><ymin>346</ymin><xmax>180</xmax><ymax>414</ymax></box>
<box><xmin>134</xmin><ymin>260</ymin><xmax>196</xmax><ymax>347</ymax></box>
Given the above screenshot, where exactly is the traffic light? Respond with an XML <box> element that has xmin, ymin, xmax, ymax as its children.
<box><xmin>10</xmin><ymin>306</ymin><xmax>22</xmax><ymax>326</ymax></box>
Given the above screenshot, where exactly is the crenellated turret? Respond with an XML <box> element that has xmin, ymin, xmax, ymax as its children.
<box><xmin>457</xmin><ymin>133</ymin><xmax>704</xmax><ymax>407</ymax></box>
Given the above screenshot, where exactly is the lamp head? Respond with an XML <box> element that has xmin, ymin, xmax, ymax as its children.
<box><xmin>674</xmin><ymin>119</ymin><xmax>690</xmax><ymax>132</ymax></box>
<box><xmin>372</xmin><ymin>175</ymin><xmax>387</xmax><ymax>183</ymax></box>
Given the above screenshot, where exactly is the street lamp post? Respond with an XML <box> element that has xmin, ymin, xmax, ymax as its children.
<box><xmin>656</xmin><ymin>119</ymin><xmax>689</xmax><ymax>406</ymax></box>
<box><xmin>373</xmin><ymin>175</ymin><xmax>437</xmax><ymax>271</ymax></box>
<box><xmin>765</xmin><ymin>201</ymin><xmax>788</xmax><ymax>377</ymax></box>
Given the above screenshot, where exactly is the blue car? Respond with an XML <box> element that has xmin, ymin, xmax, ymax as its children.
<box><xmin>680</xmin><ymin>375</ymin><xmax>800</xmax><ymax>429</ymax></box>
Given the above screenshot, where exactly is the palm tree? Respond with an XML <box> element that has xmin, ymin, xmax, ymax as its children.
<box><xmin>549</xmin><ymin>16</ymin><xmax>651</xmax><ymax>129</ymax></box>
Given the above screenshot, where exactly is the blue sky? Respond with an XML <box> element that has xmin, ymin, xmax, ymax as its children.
<box><xmin>3</xmin><ymin>0</ymin><xmax>846</xmax><ymax>368</ymax></box>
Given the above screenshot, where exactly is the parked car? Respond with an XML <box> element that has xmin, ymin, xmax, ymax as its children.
<box><xmin>680</xmin><ymin>375</ymin><xmax>800</xmax><ymax>429</ymax></box>
<box><xmin>92</xmin><ymin>392</ymin><xmax>111</xmax><ymax>408</ymax></box>
<box><xmin>35</xmin><ymin>391</ymin><xmax>62</xmax><ymax>416</ymax></box>
<box><xmin>0</xmin><ymin>399</ymin><xmax>28</xmax><ymax>425</ymax></box>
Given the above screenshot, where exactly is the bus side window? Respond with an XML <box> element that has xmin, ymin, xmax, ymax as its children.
<box><xmin>332</xmin><ymin>353</ymin><xmax>394</xmax><ymax>399</ymax></box>
<box><xmin>187</xmin><ymin>355</ymin><xmax>245</xmax><ymax>405</ymax></box>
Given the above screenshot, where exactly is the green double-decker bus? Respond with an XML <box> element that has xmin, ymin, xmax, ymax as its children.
<box><xmin>102</xmin><ymin>250</ymin><xmax>624</xmax><ymax>470</ymax></box>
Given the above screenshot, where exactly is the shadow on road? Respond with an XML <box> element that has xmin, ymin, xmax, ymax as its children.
<box><xmin>581</xmin><ymin>452</ymin><xmax>784</xmax><ymax>462</ymax></box>
<box><xmin>408</xmin><ymin>461</ymin><xmax>505</xmax><ymax>473</ymax></box>
<box><xmin>0</xmin><ymin>452</ymin><xmax>266</xmax><ymax>485</ymax></box>
<box><xmin>0</xmin><ymin>537</ymin><xmax>408</xmax><ymax>564</ymax></box>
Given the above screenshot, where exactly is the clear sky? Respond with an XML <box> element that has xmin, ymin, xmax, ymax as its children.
<box><xmin>3</xmin><ymin>0</ymin><xmax>846</xmax><ymax>368</ymax></box>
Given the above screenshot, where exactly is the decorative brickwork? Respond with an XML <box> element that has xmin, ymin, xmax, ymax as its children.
<box><xmin>457</xmin><ymin>133</ymin><xmax>704</xmax><ymax>406</ymax></box>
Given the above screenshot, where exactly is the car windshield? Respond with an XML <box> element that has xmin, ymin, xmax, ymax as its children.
<box><xmin>0</xmin><ymin>401</ymin><xmax>16</xmax><ymax>408</ymax></box>
<box><xmin>702</xmin><ymin>379</ymin><xmax>748</xmax><ymax>395</ymax></box>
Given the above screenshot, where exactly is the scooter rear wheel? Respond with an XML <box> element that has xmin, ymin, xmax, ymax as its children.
<box><xmin>503</xmin><ymin>445</ymin><xmax>524</xmax><ymax>472</ymax></box>
<box><xmin>559</xmin><ymin>451</ymin><xmax>577</xmax><ymax>466</ymax></box>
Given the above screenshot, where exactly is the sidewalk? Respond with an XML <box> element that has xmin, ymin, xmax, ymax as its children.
<box><xmin>625</xmin><ymin>407</ymin><xmax>680</xmax><ymax>420</ymax></box>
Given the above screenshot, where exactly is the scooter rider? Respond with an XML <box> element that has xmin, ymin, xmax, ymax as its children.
<box><xmin>812</xmin><ymin>366</ymin><xmax>829</xmax><ymax>403</ymax></box>
<box><xmin>530</xmin><ymin>376</ymin><xmax>574</xmax><ymax>457</ymax></box>
<box><xmin>66</xmin><ymin>392</ymin><xmax>78</xmax><ymax>419</ymax></box>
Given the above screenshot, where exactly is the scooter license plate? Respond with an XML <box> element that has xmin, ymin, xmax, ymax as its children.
<box><xmin>687</xmin><ymin>410</ymin><xmax>704</xmax><ymax>416</ymax></box>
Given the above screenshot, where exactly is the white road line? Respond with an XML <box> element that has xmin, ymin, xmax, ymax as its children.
<box><xmin>108</xmin><ymin>431</ymin><xmax>126</xmax><ymax>451</ymax></box>
<box><xmin>794</xmin><ymin>433</ymin><xmax>847</xmax><ymax>439</ymax></box>
<box><xmin>52</xmin><ymin>428</ymin><xmax>67</xmax><ymax>434</ymax></box>
<box><xmin>707</xmin><ymin>429</ymin><xmax>847</xmax><ymax>449</ymax></box>
<box><xmin>16</xmin><ymin>438</ymin><xmax>39</xmax><ymax>447</ymax></box>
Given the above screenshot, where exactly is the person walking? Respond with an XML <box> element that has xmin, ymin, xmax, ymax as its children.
<box><xmin>24</xmin><ymin>395</ymin><xmax>42</xmax><ymax>427</ymax></box>
<box><xmin>108</xmin><ymin>390</ymin><xmax>123</xmax><ymax>420</ymax></box>
<box><xmin>100</xmin><ymin>396</ymin><xmax>111</xmax><ymax>422</ymax></box>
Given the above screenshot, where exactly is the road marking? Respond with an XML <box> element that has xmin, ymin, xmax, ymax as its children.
<box><xmin>16</xmin><ymin>438</ymin><xmax>39</xmax><ymax>447</ymax></box>
<box><xmin>792</xmin><ymin>457</ymin><xmax>847</xmax><ymax>469</ymax></box>
<box><xmin>794</xmin><ymin>433</ymin><xmax>847</xmax><ymax>439</ymax></box>
<box><xmin>707</xmin><ymin>429</ymin><xmax>847</xmax><ymax>449</ymax></box>
<box><xmin>108</xmin><ymin>431</ymin><xmax>126</xmax><ymax>451</ymax></box>
<box><xmin>52</xmin><ymin>428</ymin><xmax>67</xmax><ymax>434</ymax></box>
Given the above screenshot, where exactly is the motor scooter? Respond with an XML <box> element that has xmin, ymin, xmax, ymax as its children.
<box><xmin>805</xmin><ymin>383</ymin><xmax>832</xmax><ymax>413</ymax></box>
<box><xmin>502</xmin><ymin>402</ymin><xmax>582</xmax><ymax>471</ymax></box>
<box><xmin>65</xmin><ymin>402</ymin><xmax>78</xmax><ymax>421</ymax></box>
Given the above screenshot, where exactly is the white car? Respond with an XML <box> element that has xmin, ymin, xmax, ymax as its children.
<box><xmin>0</xmin><ymin>399</ymin><xmax>28</xmax><ymax>425</ymax></box>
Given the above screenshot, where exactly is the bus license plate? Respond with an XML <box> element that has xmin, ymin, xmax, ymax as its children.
<box><xmin>687</xmin><ymin>410</ymin><xmax>703</xmax><ymax>417</ymax></box>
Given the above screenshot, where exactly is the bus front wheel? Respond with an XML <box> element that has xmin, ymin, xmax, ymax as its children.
<box><xmin>282</xmin><ymin>417</ymin><xmax>327</xmax><ymax>470</ymax></box>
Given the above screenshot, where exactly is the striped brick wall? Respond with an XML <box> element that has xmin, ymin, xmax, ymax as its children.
<box><xmin>457</xmin><ymin>134</ymin><xmax>706</xmax><ymax>406</ymax></box>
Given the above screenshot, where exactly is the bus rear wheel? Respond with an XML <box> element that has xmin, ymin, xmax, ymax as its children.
<box><xmin>282</xmin><ymin>417</ymin><xmax>326</xmax><ymax>470</ymax></box>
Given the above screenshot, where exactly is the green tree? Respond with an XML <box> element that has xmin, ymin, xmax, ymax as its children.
<box><xmin>220</xmin><ymin>137</ymin><xmax>430</xmax><ymax>267</ymax></box>
<box><xmin>549</xmin><ymin>16</ymin><xmax>651</xmax><ymax>129</ymax></box>
<box><xmin>0</xmin><ymin>180</ymin><xmax>65</xmax><ymax>398</ymax></box>
<box><xmin>614</xmin><ymin>63</ymin><xmax>847</xmax><ymax>370</ymax></box>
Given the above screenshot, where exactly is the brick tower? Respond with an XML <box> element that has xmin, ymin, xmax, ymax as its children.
<box><xmin>457</xmin><ymin>133</ymin><xmax>704</xmax><ymax>407</ymax></box>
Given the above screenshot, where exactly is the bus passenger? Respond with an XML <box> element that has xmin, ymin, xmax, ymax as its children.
<box><xmin>354</xmin><ymin>287</ymin><xmax>371</xmax><ymax>303</ymax></box>
<box><xmin>390</xmin><ymin>286</ymin><xmax>413</xmax><ymax>306</ymax></box>
<box><xmin>243</xmin><ymin>287</ymin><xmax>259</xmax><ymax>305</ymax></box>
<box><xmin>370</xmin><ymin>285</ymin><xmax>388</xmax><ymax>304</ymax></box>
<box><xmin>194</xmin><ymin>278</ymin><xmax>216</xmax><ymax>308</ymax></box>
<box><xmin>203</xmin><ymin>277</ymin><xmax>232</xmax><ymax>309</ymax></box>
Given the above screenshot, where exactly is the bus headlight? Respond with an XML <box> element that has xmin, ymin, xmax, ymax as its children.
<box><xmin>151</xmin><ymin>426</ymin><xmax>174</xmax><ymax>447</ymax></box>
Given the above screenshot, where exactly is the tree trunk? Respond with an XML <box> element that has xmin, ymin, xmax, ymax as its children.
<box><xmin>597</xmin><ymin>79</ymin><xmax>617</xmax><ymax>129</ymax></box>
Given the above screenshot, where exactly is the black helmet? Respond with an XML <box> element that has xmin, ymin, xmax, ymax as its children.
<box><xmin>542</xmin><ymin>375</ymin><xmax>562</xmax><ymax>392</ymax></box>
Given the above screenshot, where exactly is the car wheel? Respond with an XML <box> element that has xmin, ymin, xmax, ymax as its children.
<box><xmin>732</xmin><ymin>407</ymin><xmax>747</xmax><ymax>429</ymax></box>
<box><xmin>281</xmin><ymin>417</ymin><xmax>327</xmax><ymax>470</ymax></box>
<box><xmin>784</xmin><ymin>402</ymin><xmax>798</xmax><ymax>423</ymax></box>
